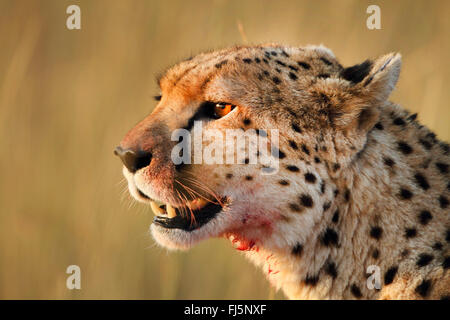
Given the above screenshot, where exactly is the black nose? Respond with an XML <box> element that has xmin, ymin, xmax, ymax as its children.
<box><xmin>114</xmin><ymin>146</ymin><xmax>152</xmax><ymax>173</ymax></box>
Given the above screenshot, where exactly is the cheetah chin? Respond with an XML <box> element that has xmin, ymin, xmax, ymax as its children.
<box><xmin>116</xmin><ymin>44</ymin><xmax>449</xmax><ymax>299</ymax></box>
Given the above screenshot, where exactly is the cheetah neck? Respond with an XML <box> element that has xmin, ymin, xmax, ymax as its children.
<box><xmin>243</xmin><ymin>103</ymin><xmax>449</xmax><ymax>300</ymax></box>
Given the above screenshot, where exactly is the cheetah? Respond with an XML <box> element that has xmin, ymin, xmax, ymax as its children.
<box><xmin>115</xmin><ymin>44</ymin><xmax>450</xmax><ymax>300</ymax></box>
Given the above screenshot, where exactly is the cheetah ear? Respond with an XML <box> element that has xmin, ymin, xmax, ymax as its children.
<box><xmin>335</xmin><ymin>53</ymin><xmax>401</xmax><ymax>131</ymax></box>
<box><xmin>342</xmin><ymin>52</ymin><xmax>402</xmax><ymax>103</ymax></box>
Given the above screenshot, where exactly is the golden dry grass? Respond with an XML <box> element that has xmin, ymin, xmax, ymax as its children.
<box><xmin>0</xmin><ymin>0</ymin><xmax>448</xmax><ymax>299</ymax></box>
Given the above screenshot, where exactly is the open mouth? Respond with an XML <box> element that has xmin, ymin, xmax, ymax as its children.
<box><xmin>150</xmin><ymin>197</ymin><xmax>225</xmax><ymax>232</ymax></box>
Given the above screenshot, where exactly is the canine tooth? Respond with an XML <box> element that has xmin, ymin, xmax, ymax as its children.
<box><xmin>166</xmin><ymin>204</ymin><xmax>177</xmax><ymax>218</ymax></box>
<box><xmin>150</xmin><ymin>201</ymin><xmax>165</xmax><ymax>216</ymax></box>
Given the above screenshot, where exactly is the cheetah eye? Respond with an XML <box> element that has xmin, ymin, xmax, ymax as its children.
<box><xmin>213</xmin><ymin>103</ymin><xmax>236</xmax><ymax>119</ymax></box>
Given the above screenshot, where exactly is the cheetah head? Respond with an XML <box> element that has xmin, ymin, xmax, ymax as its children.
<box><xmin>115</xmin><ymin>44</ymin><xmax>401</xmax><ymax>251</ymax></box>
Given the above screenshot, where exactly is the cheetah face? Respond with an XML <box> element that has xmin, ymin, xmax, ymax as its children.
<box><xmin>115</xmin><ymin>44</ymin><xmax>401</xmax><ymax>251</ymax></box>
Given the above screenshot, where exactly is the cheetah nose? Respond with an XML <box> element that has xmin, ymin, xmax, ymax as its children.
<box><xmin>114</xmin><ymin>146</ymin><xmax>152</xmax><ymax>173</ymax></box>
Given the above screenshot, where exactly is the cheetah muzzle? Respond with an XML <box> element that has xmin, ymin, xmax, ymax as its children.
<box><xmin>115</xmin><ymin>44</ymin><xmax>450</xmax><ymax>300</ymax></box>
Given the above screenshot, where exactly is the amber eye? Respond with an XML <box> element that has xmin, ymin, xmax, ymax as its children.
<box><xmin>213</xmin><ymin>103</ymin><xmax>235</xmax><ymax>119</ymax></box>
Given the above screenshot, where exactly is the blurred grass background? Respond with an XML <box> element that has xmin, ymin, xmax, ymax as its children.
<box><xmin>0</xmin><ymin>0</ymin><xmax>449</xmax><ymax>299</ymax></box>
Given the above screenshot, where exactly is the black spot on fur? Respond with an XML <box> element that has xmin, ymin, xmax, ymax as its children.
<box><xmin>436</xmin><ymin>162</ymin><xmax>449</xmax><ymax>174</ymax></box>
<box><xmin>447</xmin><ymin>229</ymin><xmax>450</xmax><ymax>243</ymax></box>
<box><xmin>332</xmin><ymin>210</ymin><xmax>339</xmax><ymax>223</ymax></box>
<box><xmin>300</xmin><ymin>194</ymin><xmax>314</xmax><ymax>208</ymax></box>
<box><xmin>254</xmin><ymin>58</ymin><xmax>261</xmax><ymax>63</ymax></box>
<box><xmin>344</xmin><ymin>189</ymin><xmax>350</xmax><ymax>202</ymax></box>
<box><xmin>292</xmin><ymin>123</ymin><xmax>302</xmax><ymax>133</ymax></box>
<box><xmin>384</xmin><ymin>266</ymin><xmax>398</xmax><ymax>285</ymax></box>
<box><xmin>399</xmin><ymin>188</ymin><xmax>413</xmax><ymax>200</ymax></box>
<box><xmin>332</xmin><ymin>163</ymin><xmax>341</xmax><ymax>172</ymax></box>
<box><xmin>334</xmin><ymin>189</ymin><xmax>339</xmax><ymax>197</ymax></box>
<box><xmin>320</xmin><ymin>181</ymin><xmax>326</xmax><ymax>194</ymax></box>
<box><xmin>323</xmin><ymin>201</ymin><xmax>331</xmax><ymax>211</ymax></box>
<box><xmin>383</xmin><ymin>157</ymin><xmax>395</xmax><ymax>167</ymax></box>
<box><xmin>304</xmin><ymin>173</ymin><xmax>316</xmax><ymax>183</ymax></box>
<box><xmin>418</xmin><ymin>210</ymin><xmax>432</xmax><ymax>225</ymax></box>
<box><xmin>370</xmin><ymin>226</ymin><xmax>383</xmax><ymax>240</ymax></box>
<box><xmin>243</xmin><ymin>58</ymin><xmax>252</xmax><ymax>64</ymax></box>
<box><xmin>340</xmin><ymin>60</ymin><xmax>372</xmax><ymax>84</ymax></box>
<box><xmin>279</xmin><ymin>180</ymin><xmax>289</xmax><ymax>186</ymax></box>
<box><xmin>304</xmin><ymin>275</ymin><xmax>319</xmax><ymax>286</ymax></box>
<box><xmin>439</xmin><ymin>195</ymin><xmax>449</xmax><ymax>209</ymax></box>
<box><xmin>271</xmin><ymin>147</ymin><xmax>286</xmax><ymax>159</ymax></box>
<box><xmin>226</xmin><ymin>173</ymin><xmax>233</xmax><ymax>179</ymax></box>
<box><xmin>255</xmin><ymin>129</ymin><xmax>267</xmax><ymax>137</ymax></box>
<box><xmin>398</xmin><ymin>142</ymin><xmax>413</xmax><ymax>155</ymax></box>
<box><xmin>350</xmin><ymin>284</ymin><xmax>362</xmax><ymax>299</ymax></box>
<box><xmin>314</xmin><ymin>156</ymin><xmax>321</xmax><ymax>163</ymax></box>
<box><xmin>320</xmin><ymin>228</ymin><xmax>339</xmax><ymax>246</ymax></box>
<box><xmin>288</xmin><ymin>72</ymin><xmax>298</xmax><ymax>80</ymax></box>
<box><xmin>243</xmin><ymin>118</ymin><xmax>251</xmax><ymax>125</ymax></box>
<box><xmin>405</xmin><ymin>228</ymin><xmax>417</xmax><ymax>238</ymax></box>
<box><xmin>270</xmin><ymin>51</ymin><xmax>277</xmax><ymax>56</ymax></box>
<box><xmin>415</xmin><ymin>280</ymin><xmax>431</xmax><ymax>298</ymax></box>
<box><xmin>375</xmin><ymin>122</ymin><xmax>384</xmax><ymax>130</ymax></box>
<box><xmin>289</xmin><ymin>203</ymin><xmax>302</xmax><ymax>212</ymax></box>
<box><xmin>325</xmin><ymin>261</ymin><xmax>338</xmax><ymax>279</ymax></box>
<box><xmin>275</xmin><ymin>60</ymin><xmax>286</xmax><ymax>67</ymax></box>
<box><xmin>245</xmin><ymin>175</ymin><xmax>253</xmax><ymax>181</ymax></box>
<box><xmin>432</xmin><ymin>242</ymin><xmax>443</xmax><ymax>251</ymax></box>
<box><xmin>288</xmin><ymin>65</ymin><xmax>298</xmax><ymax>71</ymax></box>
<box><xmin>292</xmin><ymin>243</ymin><xmax>303</xmax><ymax>256</ymax></box>
<box><xmin>393</xmin><ymin>118</ymin><xmax>406</xmax><ymax>126</ymax></box>
<box><xmin>297</xmin><ymin>61</ymin><xmax>311</xmax><ymax>69</ymax></box>
<box><xmin>286</xmin><ymin>165</ymin><xmax>299</xmax><ymax>172</ymax></box>
<box><xmin>443</xmin><ymin>257</ymin><xmax>450</xmax><ymax>269</ymax></box>
<box><xmin>301</xmin><ymin>144</ymin><xmax>310</xmax><ymax>155</ymax></box>
<box><xmin>372</xmin><ymin>249</ymin><xmax>380</xmax><ymax>259</ymax></box>
<box><xmin>272</xmin><ymin>76</ymin><xmax>281</xmax><ymax>84</ymax></box>
<box><xmin>288</xmin><ymin>140</ymin><xmax>298</xmax><ymax>150</ymax></box>
<box><xmin>214</xmin><ymin>60</ymin><xmax>228</xmax><ymax>69</ymax></box>
<box><xmin>281</xmin><ymin>50</ymin><xmax>290</xmax><ymax>57</ymax></box>
<box><xmin>419</xmin><ymin>139</ymin><xmax>433</xmax><ymax>150</ymax></box>
<box><xmin>318</xmin><ymin>73</ymin><xmax>330</xmax><ymax>79</ymax></box>
<box><xmin>417</xmin><ymin>253</ymin><xmax>433</xmax><ymax>267</ymax></box>
<box><xmin>414</xmin><ymin>173</ymin><xmax>430</xmax><ymax>190</ymax></box>
<box><xmin>440</xmin><ymin>142</ymin><xmax>450</xmax><ymax>155</ymax></box>
<box><xmin>320</xmin><ymin>57</ymin><xmax>333</xmax><ymax>66</ymax></box>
